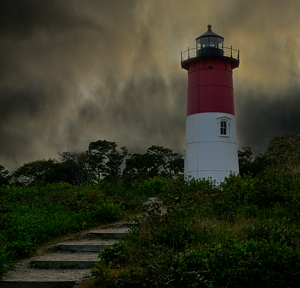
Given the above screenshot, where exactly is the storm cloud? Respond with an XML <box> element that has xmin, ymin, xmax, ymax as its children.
<box><xmin>1</xmin><ymin>0</ymin><xmax>300</xmax><ymax>169</ymax></box>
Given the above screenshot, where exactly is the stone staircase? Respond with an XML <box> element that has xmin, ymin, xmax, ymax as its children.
<box><xmin>0</xmin><ymin>197</ymin><xmax>164</xmax><ymax>288</ymax></box>
<box><xmin>0</xmin><ymin>223</ymin><xmax>130</xmax><ymax>288</ymax></box>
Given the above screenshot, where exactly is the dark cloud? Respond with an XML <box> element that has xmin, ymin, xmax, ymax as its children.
<box><xmin>0</xmin><ymin>0</ymin><xmax>104</xmax><ymax>38</ymax></box>
<box><xmin>0</xmin><ymin>0</ymin><xmax>300</xmax><ymax>170</ymax></box>
<box><xmin>236</xmin><ymin>85</ymin><xmax>300</xmax><ymax>155</ymax></box>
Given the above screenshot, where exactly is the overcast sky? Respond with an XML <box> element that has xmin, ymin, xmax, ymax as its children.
<box><xmin>1</xmin><ymin>0</ymin><xmax>300</xmax><ymax>170</ymax></box>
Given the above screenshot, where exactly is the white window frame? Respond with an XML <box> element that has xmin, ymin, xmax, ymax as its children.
<box><xmin>216</xmin><ymin>116</ymin><xmax>231</xmax><ymax>138</ymax></box>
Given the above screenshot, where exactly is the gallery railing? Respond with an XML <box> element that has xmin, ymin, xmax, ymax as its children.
<box><xmin>181</xmin><ymin>46</ymin><xmax>239</xmax><ymax>63</ymax></box>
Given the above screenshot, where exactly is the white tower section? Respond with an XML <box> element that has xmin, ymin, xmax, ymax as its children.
<box><xmin>185</xmin><ymin>113</ymin><xmax>238</xmax><ymax>184</ymax></box>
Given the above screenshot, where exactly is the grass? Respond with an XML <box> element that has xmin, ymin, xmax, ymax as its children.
<box><xmin>87</xmin><ymin>174</ymin><xmax>300</xmax><ymax>287</ymax></box>
<box><xmin>3</xmin><ymin>171</ymin><xmax>300</xmax><ymax>286</ymax></box>
<box><xmin>0</xmin><ymin>178</ymin><xmax>166</xmax><ymax>277</ymax></box>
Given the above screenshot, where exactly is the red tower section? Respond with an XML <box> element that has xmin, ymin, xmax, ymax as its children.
<box><xmin>183</xmin><ymin>57</ymin><xmax>238</xmax><ymax>116</ymax></box>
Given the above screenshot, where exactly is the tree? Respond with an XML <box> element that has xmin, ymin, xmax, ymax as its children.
<box><xmin>238</xmin><ymin>135</ymin><xmax>300</xmax><ymax>177</ymax></box>
<box><xmin>58</xmin><ymin>151</ymin><xmax>94</xmax><ymax>185</ymax></box>
<box><xmin>10</xmin><ymin>159</ymin><xmax>56</xmax><ymax>186</ymax></box>
<box><xmin>123</xmin><ymin>153</ymin><xmax>158</xmax><ymax>180</ymax></box>
<box><xmin>238</xmin><ymin>147</ymin><xmax>253</xmax><ymax>176</ymax></box>
<box><xmin>0</xmin><ymin>165</ymin><xmax>9</xmax><ymax>186</ymax></box>
<box><xmin>250</xmin><ymin>153</ymin><xmax>269</xmax><ymax>176</ymax></box>
<box><xmin>41</xmin><ymin>162</ymin><xmax>76</xmax><ymax>185</ymax></box>
<box><xmin>263</xmin><ymin>135</ymin><xmax>300</xmax><ymax>175</ymax></box>
<box><xmin>266</xmin><ymin>135</ymin><xmax>300</xmax><ymax>166</ymax></box>
<box><xmin>147</xmin><ymin>146</ymin><xmax>184</xmax><ymax>178</ymax></box>
<box><xmin>89</xmin><ymin>140</ymin><xmax>128</xmax><ymax>180</ymax></box>
<box><xmin>238</xmin><ymin>146</ymin><xmax>270</xmax><ymax>177</ymax></box>
<box><xmin>124</xmin><ymin>145</ymin><xmax>184</xmax><ymax>179</ymax></box>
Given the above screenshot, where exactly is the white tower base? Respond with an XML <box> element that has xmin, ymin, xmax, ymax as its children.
<box><xmin>184</xmin><ymin>112</ymin><xmax>239</xmax><ymax>184</ymax></box>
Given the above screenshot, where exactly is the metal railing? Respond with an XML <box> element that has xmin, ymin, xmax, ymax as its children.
<box><xmin>181</xmin><ymin>46</ymin><xmax>239</xmax><ymax>62</ymax></box>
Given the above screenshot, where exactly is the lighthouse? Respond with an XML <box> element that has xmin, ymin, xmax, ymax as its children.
<box><xmin>181</xmin><ymin>25</ymin><xmax>239</xmax><ymax>183</ymax></box>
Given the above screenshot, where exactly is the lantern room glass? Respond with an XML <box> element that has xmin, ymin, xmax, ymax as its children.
<box><xmin>196</xmin><ymin>36</ymin><xmax>223</xmax><ymax>49</ymax></box>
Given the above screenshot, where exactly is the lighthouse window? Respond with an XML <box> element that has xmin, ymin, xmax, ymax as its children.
<box><xmin>217</xmin><ymin>116</ymin><xmax>231</xmax><ymax>137</ymax></box>
<box><xmin>220</xmin><ymin>121</ymin><xmax>227</xmax><ymax>135</ymax></box>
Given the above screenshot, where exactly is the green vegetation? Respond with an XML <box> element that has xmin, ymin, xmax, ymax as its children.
<box><xmin>0</xmin><ymin>140</ymin><xmax>183</xmax><ymax>277</ymax></box>
<box><xmin>89</xmin><ymin>173</ymin><xmax>300</xmax><ymax>287</ymax></box>
<box><xmin>0</xmin><ymin>177</ymin><xmax>167</xmax><ymax>277</ymax></box>
<box><xmin>0</xmin><ymin>165</ymin><xmax>9</xmax><ymax>186</ymax></box>
<box><xmin>84</xmin><ymin>135</ymin><xmax>300</xmax><ymax>287</ymax></box>
<box><xmin>2</xmin><ymin>135</ymin><xmax>300</xmax><ymax>286</ymax></box>
<box><xmin>5</xmin><ymin>141</ymin><xmax>183</xmax><ymax>187</ymax></box>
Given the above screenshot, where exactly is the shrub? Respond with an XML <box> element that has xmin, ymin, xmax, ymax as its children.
<box><xmin>0</xmin><ymin>183</ymin><xmax>129</xmax><ymax>277</ymax></box>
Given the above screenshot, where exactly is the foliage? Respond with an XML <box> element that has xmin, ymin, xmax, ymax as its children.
<box><xmin>0</xmin><ymin>178</ymin><xmax>164</xmax><ymax>277</ymax></box>
<box><xmin>95</xmin><ymin>238</ymin><xmax>300</xmax><ymax>287</ymax></box>
<box><xmin>238</xmin><ymin>146</ymin><xmax>253</xmax><ymax>176</ymax></box>
<box><xmin>238</xmin><ymin>135</ymin><xmax>300</xmax><ymax>177</ymax></box>
<box><xmin>41</xmin><ymin>161</ymin><xmax>78</xmax><ymax>185</ymax></box>
<box><xmin>238</xmin><ymin>147</ymin><xmax>269</xmax><ymax>177</ymax></box>
<box><xmin>5</xmin><ymin>135</ymin><xmax>300</xmax><ymax>285</ymax></box>
<box><xmin>89</xmin><ymin>140</ymin><xmax>128</xmax><ymax>180</ymax></box>
<box><xmin>265</xmin><ymin>134</ymin><xmax>300</xmax><ymax>174</ymax></box>
<box><xmin>124</xmin><ymin>146</ymin><xmax>183</xmax><ymax>180</ymax></box>
<box><xmin>58</xmin><ymin>151</ymin><xmax>94</xmax><ymax>185</ymax></box>
<box><xmin>10</xmin><ymin>159</ymin><xmax>56</xmax><ymax>186</ymax></box>
<box><xmin>130</xmin><ymin>176</ymin><xmax>170</xmax><ymax>198</ymax></box>
<box><xmin>92</xmin><ymin>173</ymin><xmax>300</xmax><ymax>287</ymax></box>
<box><xmin>0</xmin><ymin>164</ymin><xmax>9</xmax><ymax>186</ymax></box>
<box><xmin>8</xmin><ymin>141</ymin><xmax>183</xmax><ymax>187</ymax></box>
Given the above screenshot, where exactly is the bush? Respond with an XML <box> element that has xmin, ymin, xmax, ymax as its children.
<box><xmin>0</xmin><ymin>183</ymin><xmax>130</xmax><ymax>277</ymax></box>
<box><xmin>91</xmin><ymin>175</ymin><xmax>300</xmax><ymax>287</ymax></box>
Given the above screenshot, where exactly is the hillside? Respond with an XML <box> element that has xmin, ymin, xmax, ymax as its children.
<box><xmin>2</xmin><ymin>135</ymin><xmax>300</xmax><ymax>287</ymax></box>
<box><xmin>84</xmin><ymin>135</ymin><xmax>300</xmax><ymax>287</ymax></box>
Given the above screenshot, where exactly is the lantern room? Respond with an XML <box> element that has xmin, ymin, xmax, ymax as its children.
<box><xmin>196</xmin><ymin>24</ymin><xmax>224</xmax><ymax>57</ymax></box>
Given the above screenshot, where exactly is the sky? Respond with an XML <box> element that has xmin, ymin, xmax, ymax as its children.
<box><xmin>1</xmin><ymin>0</ymin><xmax>300</xmax><ymax>170</ymax></box>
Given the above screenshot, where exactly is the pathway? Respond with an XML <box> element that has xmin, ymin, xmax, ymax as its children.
<box><xmin>0</xmin><ymin>222</ymin><xmax>130</xmax><ymax>288</ymax></box>
<box><xmin>0</xmin><ymin>197</ymin><xmax>163</xmax><ymax>288</ymax></box>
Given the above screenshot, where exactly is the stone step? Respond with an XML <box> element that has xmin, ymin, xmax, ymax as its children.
<box><xmin>30</xmin><ymin>252</ymin><xmax>100</xmax><ymax>269</ymax></box>
<box><xmin>87</xmin><ymin>227</ymin><xmax>129</xmax><ymax>239</ymax></box>
<box><xmin>0</xmin><ymin>280</ymin><xmax>76</xmax><ymax>288</ymax></box>
<box><xmin>1</xmin><ymin>212</ymin><xmax>158</xmax><ymax>287</ymax></box>
<box><xmin>55</xmin><ymin>239</ymin><xmax>118</xmax><ymax>252</ymax></box>
<box><xmin>56</xmin><ymin>244</ymin><xmax>107</xmax><ymax>252</ymax></box>
<box><xmin>0</xmin><ymin>263</ymin><xmax>91</xmax><ymax>288</ymax></box>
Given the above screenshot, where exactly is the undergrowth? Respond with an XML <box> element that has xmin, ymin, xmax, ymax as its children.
<box><xmin>0</xmin><ymin>176</ymin><xmax>167</xmax><ymax>277</ymax></box>
<box><xmin>89</xmin><ymin>174</ymin><xmax>300</xmax><ymax>287</ymax></box>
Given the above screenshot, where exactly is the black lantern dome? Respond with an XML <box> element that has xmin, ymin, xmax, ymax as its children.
<box><xmin>181</xmin><ymin>24</ymin><xmax>239</xmax><ymax>69</ymax></box>
<box><xmin>196</xmin><ymin>25</ymin><xmax>224</xmax><ymax>57</ymax></box>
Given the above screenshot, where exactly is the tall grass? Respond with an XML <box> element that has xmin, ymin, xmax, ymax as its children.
<box><xmin>0</xmin><ymin>177</ymin><xmax>168</xmax><ymax>277</ymax></box>
<box><xmin>91</xmin><ymin>174</ymin><xmax>300</xmax><ymax>287</ymax></box>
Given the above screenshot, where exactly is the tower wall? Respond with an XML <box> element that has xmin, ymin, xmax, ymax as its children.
<box><xmin>185</xmin><ymin>112</ymin><xmax>238</xmax><ymax>184</ymax></box>
<box><xmin>186</xmin><ymin>58</ymin><xmax>235</xmax><ymax>115</ymax></box>
<box><xmin>183</xmin><ymin>57</ymin><xmax>239</xmax><ymax>183</ymax></box>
